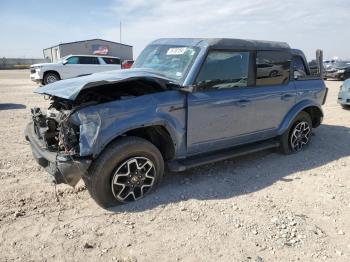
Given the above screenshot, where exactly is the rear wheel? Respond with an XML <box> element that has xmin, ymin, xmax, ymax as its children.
<box><xmin>43</xmin><ymin>72</ymin><xmax>60</xmax><ymax>85</ymax></box>
<box><xmin>279</xmin><ymin>111</ymin><xmax>312</xmax><ymax>154</ymax></box>
<box><xmin>83</xmin><ymin>137</ymin><xmax>164</xmax><ymax>208</ymax></box>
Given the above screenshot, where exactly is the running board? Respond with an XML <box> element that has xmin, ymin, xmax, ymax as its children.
<box><xmin>167</xmin><ymin>140</ymin><xmax>280</xmax><ymax>172</ymax></box>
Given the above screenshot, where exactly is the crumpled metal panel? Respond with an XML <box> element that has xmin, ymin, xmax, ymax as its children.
<box><xmin>34</xmin><ymin>68</ymin><xmax>174</xmax><ymax>100</ymax></box>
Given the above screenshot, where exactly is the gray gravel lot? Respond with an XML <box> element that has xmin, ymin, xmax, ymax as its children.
<box><xmin>0</xmin><ymin>70</ymin><xmax>349</xmax><ymax>261</ymax></box>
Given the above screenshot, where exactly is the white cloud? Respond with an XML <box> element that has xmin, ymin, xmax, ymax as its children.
<box><xmin>103</xmin><ymin>0</ymin><xmax>350</xmax><ymax>59</ymax></box>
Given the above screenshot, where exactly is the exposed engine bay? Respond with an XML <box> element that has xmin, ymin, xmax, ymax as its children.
<box><xmin>31</xmin><ymin>79</ymin><xmax>170</xmax><ymax>156</ymax></box>
<box><xmin>31</xmin><ymin>106</ymin><xmax>79</xmax><ymax>155</ymax></box>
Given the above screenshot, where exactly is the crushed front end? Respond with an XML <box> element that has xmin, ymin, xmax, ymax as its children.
<box><xmin>25</xmin><ymin>99</ymin><xmax>92</xmax><ymax>187</ymax></box>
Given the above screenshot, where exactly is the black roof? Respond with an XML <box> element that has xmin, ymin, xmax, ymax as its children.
<box><xmin>205</xmin><ymin>38</ymin><xmax>290</xmax><ymax>50</ymax></box>
<box><xmin>44</xmin><ymin>38</ymin><xmax>132</xmax><ymax>50</ymax></box>
<box><xmin>152</xmin><ymin>38</ymin><xmax>290</xmax><ymax>51</ymax></box>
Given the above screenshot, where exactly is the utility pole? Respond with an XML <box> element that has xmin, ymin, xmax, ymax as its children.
<box><xmin>120</xmin><ymin>21</ymin><xmax>122</xmax><ymax>43</ymax></box>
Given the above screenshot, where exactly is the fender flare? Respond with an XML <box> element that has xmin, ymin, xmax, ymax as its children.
<box><xmin>277</xmin><ymin>100</ymin><xmax>323</xmax><ymax>136</ymax></box>
<box><xmin>92</xmin><ymin>117</ymin><xmax>184</xmax><ymax>159</ymax></box>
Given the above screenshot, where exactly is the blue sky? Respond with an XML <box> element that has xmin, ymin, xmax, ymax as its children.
<box><xmin>0</xmin><ymin>0</ymin><xmax>349</xmax><ymax>60</ymax></box>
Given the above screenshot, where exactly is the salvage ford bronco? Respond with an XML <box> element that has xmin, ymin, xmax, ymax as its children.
<box><xmin>25</xmin><ymin>38</ymin><xmax>327</xmax><ymax>208</ymax></box>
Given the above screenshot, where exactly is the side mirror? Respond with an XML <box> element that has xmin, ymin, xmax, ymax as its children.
<box><xmin>62</xmin><ymin>60</ymin><xmax>68</xmax><ymax>65</ymax></box>
<box><xmin>179</xmin><ymin>85</ymin><xmax>194</xmax><ymax>93</ymax></box>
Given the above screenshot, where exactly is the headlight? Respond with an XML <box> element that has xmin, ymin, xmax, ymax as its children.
<box><xmin>337</xmin><ymin>69</ymin><xmax>345</xmax><ymax>73</ymax></box>
<box><xmin>32</xmin><ymin>66</ymin><xmax>42</xmax><ymax>71</ymax></box>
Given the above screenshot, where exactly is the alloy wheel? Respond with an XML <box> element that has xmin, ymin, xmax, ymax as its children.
<box><xmin>290</xmin><ymin>121</ymin><xmax>311</xmax><ymax>152</ymax></box>
<box><xmin>111</xmin><ymin>157</ymin><xmax>156</xmax><ymax>202</ymax></box>
<box><xmin>46</xmin><ymin>75</ymin><xmax>58</xmax><ymax>84</ymax></box>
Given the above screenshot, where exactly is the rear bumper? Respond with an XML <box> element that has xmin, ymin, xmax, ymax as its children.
<box><xmin>25</xmin><ymin>123</ymin><xmax>91</xmax><ymax>186</ymax></box>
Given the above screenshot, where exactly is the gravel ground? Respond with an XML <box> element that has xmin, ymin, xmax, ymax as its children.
<box><xmin>0</xmin><ymin>70</ymin><xmax>349</xmax><ymax>262</ymax></box>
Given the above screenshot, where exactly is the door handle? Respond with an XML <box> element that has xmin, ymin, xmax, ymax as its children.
<box><xmin>236</xmin><ymin>99</ymin><xmax>251</xmax><ymax>107</ymax></box>
<box><xmin>281</xmin><ymin>94</ymin><xmax>294</xmax><ymax>101</ymax></box>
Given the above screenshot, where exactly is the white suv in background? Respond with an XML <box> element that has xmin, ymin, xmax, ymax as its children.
<box><xmin>30</xmin><ymin>55</ymin><xmax>122</xmax><ymax>85</ymax></box>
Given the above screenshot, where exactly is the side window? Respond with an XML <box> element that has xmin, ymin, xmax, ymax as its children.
<box><xmin>102</xmin><ymin>57</ymin><xmax>121</xmax><ymax>64</ymax></box>
<box><xmin>66</xmin><ymin>56</ymin><xmax>79</xmax><ymax>64</ymax></box>
<box><xmin>79</xmin><ymin>56</ymin><xmax>100</xmax><ymax>64</ymax></box>
<box><xmin>293</xmin><ymin>56</ymin><xmax>308</xmax><ymax>79</ymax></box>
<box><xmin>195</xmin><ymin>51</ymin><xmax>250</xmax><ymax>90</ymax></box>
<box><xmin>256</xmin><ymin>51</ymin><xmax>291</xmax><ymax>86</ymax></box>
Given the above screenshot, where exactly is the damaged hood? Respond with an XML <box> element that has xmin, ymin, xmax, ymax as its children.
<box><xmin>34</xmin><ymin>69</ymin><xmax>176</xmax><ymax>101</ymax></box>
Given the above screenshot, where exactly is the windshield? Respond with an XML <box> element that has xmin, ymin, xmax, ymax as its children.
<box><xmin>133</xmin><ymin>44</ymin><xmax>200</xmax><ymax>82</ymax></box>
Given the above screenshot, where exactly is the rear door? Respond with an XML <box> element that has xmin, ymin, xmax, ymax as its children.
<box><xmin>252</xmin><ymin>51</ymin><xmax>296</xmax><ymax>132</ymax></box>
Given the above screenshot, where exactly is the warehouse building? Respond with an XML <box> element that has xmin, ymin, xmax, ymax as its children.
<box><xmin>43</xmin><ymin>39</ymin><xmax>133</xmax><ymax>62</ymax></box>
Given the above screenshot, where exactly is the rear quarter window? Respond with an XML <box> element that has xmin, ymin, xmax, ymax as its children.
<box><xmin>256</xmin><ymin>51</ymin><xmax>291</xmax><ymax>86</ymax></box>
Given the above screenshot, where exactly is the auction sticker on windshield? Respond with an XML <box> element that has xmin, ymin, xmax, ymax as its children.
<box><xmin>167</xmin><ymin>47</ymin><xmax>188</xmax><ymax>55</ymax></box>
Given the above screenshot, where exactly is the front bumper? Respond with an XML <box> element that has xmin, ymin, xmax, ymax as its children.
<box><xmin>338</xmin><ymin>90</ymin><xmax>350</xmax><ymax>105</ymax></box>
<box><xmin>24</xmin><ymin>123</ymin><xmax>91</xmax><ymax>186</ymax></box>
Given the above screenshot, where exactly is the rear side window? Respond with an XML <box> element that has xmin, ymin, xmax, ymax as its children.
<box><xmin>256</xmin><ymin>51</ymin><xmax>291</xmax><ymax>86</ymax></box>
<box><xmin>293</xmin><ymin>56</ymin><xmax>308</xmax><ymax>79</ymax></box>
<box><xmin>102</xmin><ymin>57</ymin><xmax>121</xmax><ymax>64</ymax></box>
<box><xmin>79</xmin><ymin>56</ymin><xmax>99</xmax><ymax>64</ymax></box>
<box><xmin>196</xmin><ymin>51</ymin><xmax>250</xmax><ymax>90</ymax></box>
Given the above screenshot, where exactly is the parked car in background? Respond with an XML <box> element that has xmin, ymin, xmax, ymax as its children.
<box><xmin>25</xmin><ymin>38</ymin><xmax>327</xmax><ymax>208</ymax></box>
<box><xmin>338</xmin><ymin>79</ymin><xmax>350</xmax><ymax>108</ymax></box>
<box><xmin>256</xmin><ymin>62</ymin><xmax>283</xmax><ymax>77</ymax></box>
<box><xmin>30</xmin><ymin>55</ymin><xmax>122</xmax><ymax>85</ymax></box>
<box><xmin>325</xmin><ymin>61</ymin><xmax>350</xmax><ymax>81</ymax></box>
<box><xmin>122</xmin><ymin>60</ymin><xmax>134</xmax><ymax>69</ymax></box>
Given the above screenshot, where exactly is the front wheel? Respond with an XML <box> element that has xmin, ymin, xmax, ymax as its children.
<box><xmin>84</xmin><ymin>137</ymin><xmax>164</xmax><ymax>208</ymax></box>
<box><xmin>43</xmin><ymin>72</ymin><xmax>60</xmax><ymax>85</ymax></box>
<box><xmin>279</xmin><ymin>111</ymin><xmax>312</xmax><ymax>154</ymax></box>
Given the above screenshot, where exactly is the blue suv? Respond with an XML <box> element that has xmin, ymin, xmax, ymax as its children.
<box><xmin>25</xmin><ymin>38</ymin><xmax>328</xmax><ymax>208</ymax></box>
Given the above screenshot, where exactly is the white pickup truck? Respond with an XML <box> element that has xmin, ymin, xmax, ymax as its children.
<box><xmin>30</xmin><ymin>55</ymin><xmax>122</xmax><ymax>85</ymax></box>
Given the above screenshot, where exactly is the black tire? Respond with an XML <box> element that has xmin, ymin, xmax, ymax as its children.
<box><xmin>341</xmin><ymin>104</ymin><xmax>350</xmax><ymax>109</ymax></box>
<box><xmin>279</xmin><ymin>111</ymin><xmax>312</xmax><ymax>154</ymax></box>
<box><xmin>43</xmin><ymin>72</ymin><xmax>60</xmax><ymax>85</ymax></box>
<box><xmin>83</xmin><ymin>136</ymin><xmax>164</xmax><ymax>208</ymax></box>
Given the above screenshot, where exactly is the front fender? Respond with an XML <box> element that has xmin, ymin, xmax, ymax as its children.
<box><xmin>94</xmin><ymin>115</ymin><xmax>184</xmax><ymax>159</ymax></box>
<box><xmin>277</xmin><ymin>100</ymin><xmax>323</xmax><ymax>136</ymax></box>
<box><xmin>71</xmin><ymin>93</ymin><xmax>186</xmax><ymax>159</ymax></box>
